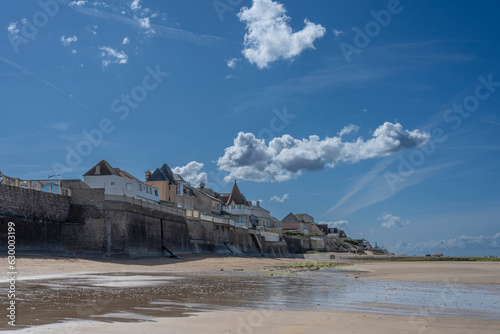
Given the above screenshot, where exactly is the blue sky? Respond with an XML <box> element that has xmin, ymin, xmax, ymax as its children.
<box><xmin>1</xmin><ymin>0</ymin><xmax>499</xmax><ymax>256</ymax></box>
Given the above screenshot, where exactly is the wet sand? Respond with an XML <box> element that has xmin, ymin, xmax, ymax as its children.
<box><xmin>2</xmin><ymin>255</ymin><xmax>500</xmax><ymax>333</ymax></box>
<box><xmin>348</xmin><ymin>261</ymin><xmax>500</xmax><ymax>285</ymax></box>
<box><xmin>13</xmin><ymin>310</ymin><xmax>500</xmax><ymax>334</ymax></box>
<box><xmin>6</xmin><ymin>255</ymin><xmax>500</xmax><ymax>284</ymax></box>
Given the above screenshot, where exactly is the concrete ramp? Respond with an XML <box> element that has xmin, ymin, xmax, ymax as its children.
<box><xmin>213</xmin><ymin>244</ymin><xmax>233</xmax><ymax>255</ymax></box>
<box><xmin>250</xmin><ymin>234</ymin><xmax>263</xmax><ymax>254</ymax></box>
<box><xmin>225</xmin><ymin>243</ymin><xmax>243</xmax><ymax>255</ymax></box>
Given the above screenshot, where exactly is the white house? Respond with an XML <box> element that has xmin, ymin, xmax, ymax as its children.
<box><xmin>250</xmin><ymin>201</ymin><xmax>271</xmax><ymax>229</ymax></box>
<box><xmin>220</xmin><ymin>181</ymin><xmax>252</xmax><ymax>228</ymax></box>
<box><xmin>83</xmin><ymin>160</ymin><xmax>160</xmax><ymax>203</ymax></box>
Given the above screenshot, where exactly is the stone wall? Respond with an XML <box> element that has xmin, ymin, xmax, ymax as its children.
<box><xmin>0</xmin><ymin>184</ymin><xmax>294</xmax><ymax>258</ymax></box>
<box><xmin>0</xmin><ymin>184</ymin><xmax>70</xmax><ymax>222</ymax></box>
<box><xmin>0</xmin><ymin>184</ymin><xmax>71</xmax><ymax>253</ymax></box>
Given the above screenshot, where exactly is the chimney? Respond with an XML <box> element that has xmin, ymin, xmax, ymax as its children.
<box><xmin>145</xmin><ymin>170</ymin><xmax>152</xmax><ymax>181</ymax></box>
<box><xmin>200</xmin><ymin>181</ymin><xmax>205</xmax><ymax>189</ymax></box>
<box><xmin>256</xmin><ymin>200</ymin><xmax>260</xmax><ymax>207</ymax></box>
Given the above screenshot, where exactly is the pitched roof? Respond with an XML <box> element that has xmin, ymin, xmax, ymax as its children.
<box><xmin>83</xmin><ymin>160</ymin><xmax>120</xmax><ymax>177</ymax></box>
<box><xmin>117</xmin><ymin>169</ymin><xmax>141</xmax><ymax>182</ymax></box>
<box><xmin>83</xmin><ymin>160</ymin><xmax>141</xmax><ymax>181</ymax></box>
<box><xmin>251</xmin><ymin>204</ymin><xmax>270</xmax><ymax>213</ymax></box>
<box><xmin>281</xmin><ymin>212</ymin><xmax>300</xmax><ymax>224</ymax></box>
<box><xmin>197</xmin><ymin>188</ymin><xmax>222</xmax><ymax>202</ymax></box>
<box><xmin>147</xmin><ymin>163</ymin><xmax>176</xmax><ymax>183</ymax></box>
<box><xmin>173</xmin><ymin>174</ymin><xmax>185</xmax><ymax>183</ymax></box>
<box><xmin>224</xmin><ymin>181</ymin><xmax>248</xmax><ymax>205</ymax></box>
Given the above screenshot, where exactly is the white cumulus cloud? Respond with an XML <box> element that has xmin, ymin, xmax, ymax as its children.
<box><xmin>270</xmin><ymin>193</ymin><xmax>289</xmax><ymax>203</ymax></box>
<box><xmin>320</xmin><ymin>220</ymin><xmax>349</xmax><ymax>229</ymax></box>
<box><xmin>131</xmin><ymin>0</ymin><xmax>141</xmax><ymax>11</ymax></box>
<box><xmin>138</xmin><ymin>17</ymin><xmax>150</xmax><ymax>29</ymax></box>
<box><xmin>217</xmin><ymin>122</ymin><xmax>430</xmax><ymax>182</ymax></box>
<box><xmin>68</xmin><ymin>0</ymin><xmax>87</xmax><ymax>6</ymax></box>
<box><xmin>378</xmin><ymin>212</ymin><xmax>410</xmax><ymax>229</ymax></box>
<box><xmin>237</xmin><ymin>0</ymin><xmax>326</xmax><ymax>69</ymax></box>
<box><xmin>99</xmin><ymin>46</ymin><xmax>128</xmax><ymax>68</ymax></box>
<box><xmin>122</xmin><ymin>37</ymin><xmax>130</xmax><ymax>45</ymax></box>
<box><xmin>172</xmin><ymin>161</ymin><xmax>208</xmax><ymax>187</ymax></box>
<box><xmin>7</xmin><ymin>22</ymin><xmax>19</xmax><ymax>35</ymax></box>
<box><xmin>61</xmin><ymin>35</ymin><xmax>78</xmax><ymax>46</ymax></box>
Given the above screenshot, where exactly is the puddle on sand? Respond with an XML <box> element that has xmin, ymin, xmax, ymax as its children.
<box><xmin>2</xmin><ymin>270</ymin><xmax>500</xmax><ymax>330</ymax></box>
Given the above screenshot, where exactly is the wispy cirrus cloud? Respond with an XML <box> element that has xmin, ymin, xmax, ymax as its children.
<box><xmin>69</xmin><ymin>6</ymin><xmax>233</xmax><ymax>48</ymax></box>
<box><xmin>325</xmin><ymin>159</ymin><xmax>460</xmax><ymax>218</ymax></box>
<box><xmin>227</xmin><ymin>58</ymin><xmax>240</xmax><ymax>69</ymax></box>
<box><xmin>0</xmin><ymin>56</ymin><xmax>62</xmax><ymax>93</ymax></box>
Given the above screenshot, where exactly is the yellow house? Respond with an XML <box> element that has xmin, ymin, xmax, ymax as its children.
<box><xmin>145</xmin><ymin>163</ymin><xmax>194</xmax><ymax>210</ymax></box>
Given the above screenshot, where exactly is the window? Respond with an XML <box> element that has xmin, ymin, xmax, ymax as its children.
<box><xmin>110</xmin><ymin>182</ymin><xmax>115</xmax><ymax>186</ymax></box>
<box><xmin>139</xmin><ymin>184</ymin><xmax>143</xmax><ymax>191</ymax></box>
<box><xmin>126</xmin><ymin>183</ymin><xmax>132</xmax><ymax>191</ymax></box>
<box><xmin>155</xmin><ymin>189</ymin><xmax>158</xmax><ymax>196</ymax></box>
<box><xmin>177</xmin><ymin>183</ymin><xmax>184</xmax><ymax>196</ymax></box>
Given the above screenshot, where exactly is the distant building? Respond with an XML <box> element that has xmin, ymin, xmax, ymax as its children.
<box><xmin>1</xmin><ymin>176</ymin><xmax>86</xmax><ymax>196</ymax></box>
<box><xmin>269</xmin><ymin>216</ymin><xmax>283</xmax><ymax>230</ymax></box>
<box><xmin>295</xmin><ymin>213</ymin><xmax>314</xmax><ymax>223</ymax></box>
<box><xmin>192</xmin><ymin>182</ymin><xmax>223</xmax><ymax>215</ymax></box>
<box><xmin>83</xmin><ymin>160</ymin><xmax>160</xmax><ymax>203</ymax></box>
<box><xmin>356</xmin><ymin>239</ymin><xmax>372</xmax><ymax>250</ymax></box>
<box><xmin>281</xmin><ymin>212</ymin><xmax>325</xmax><ymax>236</ymax></box>
<box><xmin>145</xmin><ymin>163</ymin><xmax>194</xmax><ymax>209</ymax></box>
<box><xmin>328</xmin><ymin>228</ymin><xmax>347</xmax><ymax>238</ymax></box>
<box><xmin>316</xmin><ymin>224</ymin><xmax>329</xmax><ymax>235</ymax></box>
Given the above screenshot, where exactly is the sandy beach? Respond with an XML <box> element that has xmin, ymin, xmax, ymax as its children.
<box><xmin>4</xmin><ymin>255</ymin><xmax>500</xmax><ymax>285</ymax></box>
<box><xmin>3</xmin><ymin>255</ymin><xmax>500</xmax><ymax>333</ymax></box>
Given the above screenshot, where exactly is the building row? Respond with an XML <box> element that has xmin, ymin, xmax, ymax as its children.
<box><xmin>1</xmin><ymin>160</ymin><xmax>351</xmax><ymax>240</ymax></box>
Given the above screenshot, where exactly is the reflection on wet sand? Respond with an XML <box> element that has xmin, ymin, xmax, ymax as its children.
<box><xmin>5</xmin><ymin>269</ymin><xmax>500</xmax><ymax>330</ymax></box>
